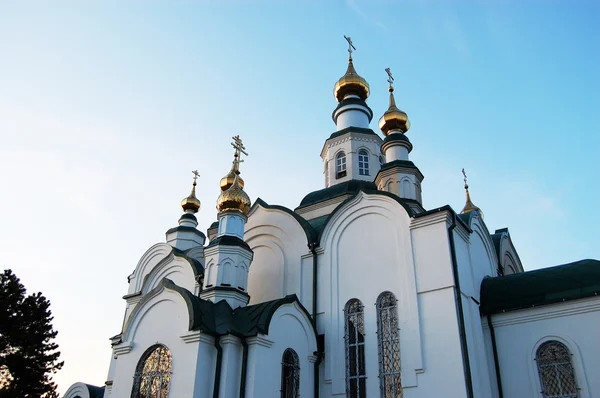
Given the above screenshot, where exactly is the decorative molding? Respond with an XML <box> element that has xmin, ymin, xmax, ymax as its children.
<box><xmin>180</xmin><ymin>330</ymin><xmax>203</xmax><ymax>344</ymax></box>
<box><xmin>307</xmin><ymin>354</ymin><xmax>318</xmax><ymax>363</ymax></box>
<box><xmin>491</xmin><ymin>297</ymin><xmax>600</xmax><ymax>327</ymax></box>
<box><xmin>113</xmin><ymin>341</ymin><xmax>133</xmax><ymax>356</ymax></box>
<box><xmin>220</xmin><ymin>335</ymin><xmax>242</xmax><ymax>345</ymax></box>
<box><xmin>410</xmin><ymin>210</ymin><xmax>450</xmax><ymax>230</ymax></box>
<box><xmin>246</xmin><ymin>335</ymin><xmax>274</xmax><ymax>348</ymax></box>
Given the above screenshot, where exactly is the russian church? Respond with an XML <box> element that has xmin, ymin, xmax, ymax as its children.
<box><xmin>65</xmin><ymin>39</ymin><xmax>600</xmax><ymax>398</ymax></box>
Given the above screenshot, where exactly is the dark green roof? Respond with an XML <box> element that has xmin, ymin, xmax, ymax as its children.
<box><xmin>480</xmin><ymin>259</ymin><xmax>600</xmax><ymax>315</ymax></box>
<box><xmin>327</xmin><ymin>126</ymin><xmax>380</xmax><ymax>141</ymax></box>
<box><xmin>162</xmin><ymin>279</ymin><xmax>314</xmax><ymax>337</ymax></box>
<box><xmin>209</xmin><ymin>221</ymin><xmax>219</xmax><ymax>229</ymax></box>
<box><xmin>206</xmin><ymin>235</ymin><xmax>252</xmax><ymax>251</ymax></box>
<box><xmin>307</xmin><ymin>215</ymin><xmax>330</xmax><ymax>236</ymax></box>
<box><xmin>382</xmin><ymin>133</ymin><xmax>411</xmax><ymax>146</ymax></box>
<box><xmin>165</xmin><ymin>225</ymin><xmax>206</xmax><ymax>241</ymax></box>
<box><xmin>298</xmin><ymin>180</ymin><xmax>378</xmax><ymax>208</ymax></box>
<box><xmin>379</xmin><ymin>159</ymin><xmax>419</xmax><ymax>173</ymax></box>
<box><xmin>85</xmin><ymin>385</ymin><xmax>105</xmax><ymax>398</ymax></box>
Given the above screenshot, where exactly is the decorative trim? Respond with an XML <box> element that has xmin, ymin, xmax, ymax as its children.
<box><xmin>490</xmin><ymin>297</ymin><xmax>600</xmax><ymax>327</ymax></box>
<box><xmin>410</xmin><ymin>210</ymin><xmax>450</xmax><ymax>230</ymax></box>
<box><xmin>113</xmin><ymin>341</ymin><xmax>133</xmax><ymax>355</ymax></box>
<box><xmin>308</xmin><ymin>354</ymin><xmax>318</xmax><ymax>363</ymax></box>
<box><xmin>180</xmin><ymin>330</ymin><xmax>203</xmax><ymax>344</ymax></box>
<box><xmin>246</xmin><ymin>335</ymin><xmax>274</xmax><ymax>348</ymax></box>
<box><xmin>220</xmin><ymin>335</ymin><xmax>242</xmax><ymax>345</ymax></box>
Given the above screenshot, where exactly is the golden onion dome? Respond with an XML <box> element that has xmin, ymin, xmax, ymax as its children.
<box><xmin>181</xmin><ymin>181</ymin><xmax>201</xmax><ymax>213</ymax></box>
<box><xmin>378</xmin><ymin>88</ymin><xmax>410</xmax><ymax>135</ymax></box>
<box><xmin>460</xmin><ymin>183</ymin><xmax>483</xmax><ymax>219</ymax></box>
<box><xmin>217</xmin><ymin>175</ymin><xmax>251</xmax><ymax>216</ymax></box>
<box><xmin>220</xmin><ymin>155</ymin><xmax>245</xmax><ymax>191</ymax></box>
<box><xmin>333</xmin><ymin>58</ymin><xmax>370</xmax><ymax>102</ymax></box>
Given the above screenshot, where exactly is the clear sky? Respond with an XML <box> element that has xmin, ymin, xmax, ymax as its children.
<box><xmin>0</xmin><ymin>0</ymin><xmax>598</xmax><ymax>394</ymax></box>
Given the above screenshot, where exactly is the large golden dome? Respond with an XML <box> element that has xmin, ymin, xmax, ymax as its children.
<box><xmin>181</xmin><ymin>180</ymin><xmax>201</xmax><ymax>213</ymax></box>
<box><xmin>217</xmin><ymin>175</ymin><xmax>251</xmax><ymax>216</ymax></box>
<box><xmin>333</xmin><ymin>58</ymin><xmax>370</xmax><ymax>102</ymax></box>
<box><xmin>378</xmin><ymin>88</ymin><xmax>410</xmax><ymax>135</ymax></box>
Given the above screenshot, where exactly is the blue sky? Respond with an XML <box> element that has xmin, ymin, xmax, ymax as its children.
<box><xmin>0</xmin><ymin>0</ymin><xmax>598</xmax><ymax>393</ymax></box>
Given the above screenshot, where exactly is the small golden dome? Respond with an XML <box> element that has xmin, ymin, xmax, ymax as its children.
<box><xmin>333</xmin><ymin>58</ymin><xmax>370</xmax><ymax>102</ymax></box>
<box><xmin>216</xmin><ymin>175</ymin><xmax>251</xmax><ymax>216</ymax></box>
<box><xmin>220</xmin><ymin>156</ymin><xmax>245</xmax><ymax>192</ymax></box>
<box><xmin>181</xmin><ymin>181</ymin><xmax>201</xmax><ymax>213</ymax></box>
<box><xmin>378</xmin><ymin>88</ymin><xmax>410</xmax><ymax>135</ymax></box>
<box><xmin>460</xmin><ymin>184</ymin><xmax>483</xmax><ymax>219</ymax></box>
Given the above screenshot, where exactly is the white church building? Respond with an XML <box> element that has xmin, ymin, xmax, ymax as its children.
<box><xmin>65</xmin><ymin>41</ymin><xmax>600</xmax><ymax>398</ymax></box>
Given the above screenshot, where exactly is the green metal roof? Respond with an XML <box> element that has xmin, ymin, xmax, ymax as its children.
<box><xmin>327</xmin><ymin>126</ymin><xmax>380</xmax><ymax>141</ymax></box>
<box><xmin>480</xmin><ymin>259</ymin><xmax>600</xmax><ymax>315</ymax></box>
<box><xmin>297</xmin><ymin>180</ymin><xmax>378</xmax><ymax>208</ymax></box>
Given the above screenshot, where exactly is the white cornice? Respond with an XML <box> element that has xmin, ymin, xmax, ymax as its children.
<box><xmin>246</xmin><ymin>334</ymin><xmax>274</xmax><ymax>348</ymax></box>
<box><xmin>321</xmin><ymin>133</ymin><xmax>383</xmax><ymax>158</ymax></box>
<box><xmin>220</xmin><ymin>335</ymin><xmax>242</xmax><ymax>345</ymax></box>
<box><xmin>410</xmin><ymin>210</ymin><xmax>450</xmax><ymax>230</ymax></box>
<box><xmin>180</xmin><ymin>330</ymin><xmax>203</xmax><ymax>344</ymax></box>
<box><xmin>490</xmin><ymin>297</ymin><xmax>600</xmax><ymax>327</ymax></box>
<box><xmin>113</xmin><ymin>341</ymin><xmax>133</xmax><ymax>356</ymax></box>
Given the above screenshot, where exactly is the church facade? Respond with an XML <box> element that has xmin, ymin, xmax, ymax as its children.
<box><xmin>65</xmin><ymin>41</ymin><xmax>600</xmax><ymax>398</ymax></box>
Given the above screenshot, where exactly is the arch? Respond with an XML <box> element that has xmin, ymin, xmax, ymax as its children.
<box><xmin>281</xmin><ymin>348</ymin><xmax>300</xmax><ymax>398</ymax></box>
<box><xmin>131</xmin><ymin>344</ymin><xmax>172</xmax><ymax>398</ymax></box>
<box><xmin>535</xmin><ymin>340</ymin><xmax>578</xmax><ymax>397</ymax></box>
<box><xmin>336</xmin><ymin>151</ymin><xmax>347</xmax><ymax>178</ymax></box>
<box><xmin>345</xmin><ymin>298</ymin><xmax>366</xmax><ymax>398</ymax></box>
<box><xmin>376</xmin><ymin>291</ymin><xmax>402</xmax><ymax>397</ymax></box>
<box><xmin>358</xmin><ymin>149</ymin><xmax>370</xmax><ymax>176</ymax></box>
<box><xmin>530</xmin><ymin>336</ymin><xmax>590</xmax><ymax>398</ymax></box>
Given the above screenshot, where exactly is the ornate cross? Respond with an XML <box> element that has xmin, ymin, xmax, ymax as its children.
<box><xmin>344</xmin><ymin>35</ymin><xmax>356</xmax><ymax>58</ymax></box>
<box><xmin>231</xmin><ymin>135</ymin><xmax>249</xmax><ymax>164</ymax></box>
<box><xmin>385</xmin><ymin>67</ymin><xmax>394</xmax><ymax>88</ymax></box>
<box><xmin>462</xmin><ymin>168</ymin><xmax>468</xmax><ymax>185</ymax></box>
<box><xmin>192</xmin><ymin>170</ymin><xmax>200</xmax><ymax>183</ymax></box>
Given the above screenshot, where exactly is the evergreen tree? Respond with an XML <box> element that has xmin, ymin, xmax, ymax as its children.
<box><xmin>0</xmin><ymin>270</ymin><xmax>63</xmax><ymax>397</ymax></box>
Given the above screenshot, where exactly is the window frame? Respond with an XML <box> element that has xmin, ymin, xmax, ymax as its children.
<box><xmin>358</xmin><ymin>149</ymin><xmax>370</xmax><ymax>176</ymax></box>
<box><xmin>336</xmin><ymin>152</ymin><xmax>347</xmax><ymax>179</ymax></box>
<box><xmin>345</xmin><ymin>298</ymin><xmax>367</xmax><ymax>398</ymax></box>
<box><xmin>535</xmin><ymin>340</ymin><xmax>579</xmax><ymax>398</ymax></box>
<box><xmin>131</xmin><ymin>344</ymin><xmax>172</xmax><ymax>398</ymax></box>
<box><xmin>376</xmin><ymin>291</ymin><xmax>402</xmax><ymax>398</ymax></box>
<box><xmin>280</xmin><ymin>348</ymin><xmax>300</xmax><ymax>398</ymax></box>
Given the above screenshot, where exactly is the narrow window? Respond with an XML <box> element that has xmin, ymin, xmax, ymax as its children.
<box><xmin>336</xmin><ymin>152</ymin><xmax>347</xmax><ymax>179</ymax></box>
<box><xmin>281</xmin><ymin>348</ymin><xmax>300</xmax><ymax>398</ymax></box>
<box><xmin>325</xmin><ymin>160</ymin><xmax>330</xmax><ymax>186</ymax></box>
<box><xmin>345</xmin><ymin>299</ymin><xmax>366</xmax><ymax>398</ymax></box>
<box><xmin>379</xmin><ymin>155</ymin><xmax>384</xmax><ymax>167</ymax></box>
<box><xmin>536</xmin><ymin>341</ymin><xmax>579</xmax><ymax>398</ymax></box>
<box><xmin>131</xmin><ymin>344</ymin><xmax>172</xmax><ymax>398</ymax></box>
<box><xmin>376</xmin><ymin>292</ymin><xmax>402</xmax><ymax>398</ymax></box>
<box><xmin>358</xmin><ymin>150</ymin><xmax>369</xmax><ymax>175</ymax></box>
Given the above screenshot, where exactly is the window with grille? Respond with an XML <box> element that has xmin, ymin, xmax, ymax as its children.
<box><xmin>358</xmin><ymin>150</ymin><xmax>369</xmax><ymax>175</ymax></box>
<box><xmin>336</xmin><ymin>152</ymin><xmax>347</xmax><ymax>178</ymax></box>
<box><xmin>281</xmin><ymin>348</ymin><xmax>300</xmax><ymax>398</ymax></box>
<box><xmin>345</xmin><ymin>299</ymin><xmax>366</xmax><ymax>398</ymax></box>
<box><xmin>131</xmin><ymin>344</ymin><xmax>172</xmax><ymax>398</ymax></box>
<box><xmin>536</xmin><ymin>341</ymin><xmax>579</xmax><ymax>398</ymax></box>
<box><xmin>376</xmin><ymin>292</ymin><xmax>402</xmax><ymax>398</ymax></box>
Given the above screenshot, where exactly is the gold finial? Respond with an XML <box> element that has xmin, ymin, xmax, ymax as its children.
<box><xmin>378</xmin><ymin>67</ymin><xmax>410</xmax><ymax>135</ymax></box>
<box><xmin>217</xmin><ymin>137</ymin><xmax>251</xmax><ymax>216</ymax></box>
<box><xmin>181</xmin><ymin>170</ymin><xmax>201</xmax><ymax>213</ymax></box>
<box><xmin>385</xmin><ymin>67</ymin><xmax>394</xmax><ymax>91</ymax></box>
<box><xmin>344</xmin><ymin>35</ymin><xmax>356</xmax><ymax>61</ymax></box>
<box><xmin>334</xmin><ymin>36</ymin><xmax>369</xmax><ymax>102</ymax></box>
<box><xmin>460</xmin><ymin>168</ymin><xmax>483</xmax><ymax>218</ymax></box>
<box><xmin>220</xmin><ymin>136</ymin><xmax>249</xmax><ymax>191</ymax></box>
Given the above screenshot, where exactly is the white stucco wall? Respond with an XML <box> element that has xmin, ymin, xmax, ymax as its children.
<box><xmin>488</xmin><ymin>297</ymin><xmax>600</xmax><ymax>398</ymax></box>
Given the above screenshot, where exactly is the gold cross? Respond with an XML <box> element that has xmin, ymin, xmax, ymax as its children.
<box><xmin>231</xmin><ymin>135</ymin><xmax>249</xmax><ymax>164</ymax></box>
<box><xmin>385</xmin><ymin>68</ymin><xmax>394</xmax><ymax>88</ymax></box>
<box><xmin>344</xmin><ymin>35</ymin><xmax>356</xmax><ymax>58</ymax></box>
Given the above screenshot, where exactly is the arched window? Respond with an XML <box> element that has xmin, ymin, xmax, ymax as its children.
<box><xmin>376</xmin><ymin>292</ymin><xmax>402</xmax><ymax>398</ymax></box>
<box><xmin>345</xmin><ymin>299</ymin><xmax>366</xmax><ymax>398</ymax></box>
<box><xmin>536</xmin><ymin>341</ymin><xmax>579</xmax><ymax>398</ymax></box>
<box><xmin>281</xmin><ymin>348</ymin><xmax>300</xmax><ymax>398</ymax></box>
<box><xmin>336</xmin><ymin>152</ymin><xmax>347</xmax><ymax>179</ymax></box>
<box><xmin>358</xmin><ymin>150</ymin><xmax>369</xmax><ymax>176</ymax></box>
<box><xmin>131</xmin><ymin>344</ymin><xmax>172</xmax><ymax>398</ymax></box>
